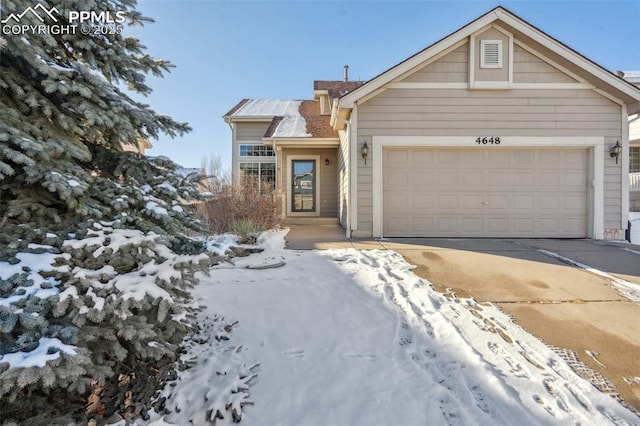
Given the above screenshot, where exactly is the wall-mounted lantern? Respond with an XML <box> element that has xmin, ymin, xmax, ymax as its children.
<box><xmin>610</xmin><ymin>140</ymin><xmax>622</xmax><ymax>164</ymax></box>
<box><xmin>325</xmin><ymin>158</ymin><xmax>330</xmax><ymax>166</ymax></box>
<box><xmin>361</xmin><ymin>141</ymin><xmax>369</xmax><ymax>164</ymax></box>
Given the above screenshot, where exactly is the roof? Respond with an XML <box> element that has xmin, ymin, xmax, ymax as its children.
<box><xmin>622</xmin><ymin>71</ymin><xmax>640</xmax><ymax>84</ymax></box>
<box><xmin>339</xmin><ymin>6</ymin><xmax>640</xmax><ymax>109</ymax></box>
<box><xmin>314</xmin><ymin>81</ymin><xmax>367</xmax><ymax>100</ymax></box>
<box><xmin>264</xmin><ymin>100</ymin><xmax>338</xmax><ymax>139</ymax></box>
<box><xmin>224</xmin><ymin>99</ymin><xmax>303</xmax><ymax>118</ymax></box>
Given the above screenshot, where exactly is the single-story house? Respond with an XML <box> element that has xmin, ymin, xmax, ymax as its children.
<box><xmin>224</xmin><ymin>6</ymin><xmax>640</xmax><ymax>239</ymax></box>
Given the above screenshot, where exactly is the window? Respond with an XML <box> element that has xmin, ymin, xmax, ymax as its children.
<box><xmin>239</xmin><ymin>144</ymin><xmax>274</xmax><ymax>157</ymax></box>
<box><xmin>240</xmin><ymin>162</ymin><xmax>276</xmax><ymax>193</ymax></box>
<box><xmin>630</xmin><ymin>147</ymin><xmax>640</xmax><ymax>173</ymax></box>
<box><xmin>480</xmin><ymin>40</ymin><xmax>503</xmax><ymax>69</ymax></box>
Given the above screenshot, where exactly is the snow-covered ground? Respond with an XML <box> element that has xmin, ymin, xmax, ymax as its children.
<box><xmin>630</xmin><ymin>212</ymin><xmax>640</xmax><ymax>245</ymax></box>
<box><xmin>145</xmin><ymin>230</ymin><xmax>638</xmax><ymax>425</ymax></box>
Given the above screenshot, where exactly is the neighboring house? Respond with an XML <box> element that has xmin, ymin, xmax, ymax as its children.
<box><xmin>224</xmin><ymin>6</ymin><xmax>640</xmax><ymax>239</ymax></box>
<box><xmin>622</xmin><ymin>72</ymin><xmax>640</xmax><ymax>211</ymax></box>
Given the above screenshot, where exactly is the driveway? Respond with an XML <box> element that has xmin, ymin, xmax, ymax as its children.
<box><xmin>380</xmin><ymin>238</ymin><xmax>640</xmax><ymax>412</ymax></box>
<box><xmin>284</xmin><ymin>226</ymin><xmax>640</xmax><ymax>411</ymax></box>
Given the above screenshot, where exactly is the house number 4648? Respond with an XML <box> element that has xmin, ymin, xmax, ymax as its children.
<box><xmin>476</xmin><ymin>137</ymin><xmax>501</xmax><ymax>145</ymax></box>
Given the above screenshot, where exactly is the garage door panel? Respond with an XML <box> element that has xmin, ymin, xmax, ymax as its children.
<box><xmin>463</xmin><ymin>194</ymin><xmax>484</xmax><ymax>209</ymax></box>
<box><xmin>488</xmin><ymin>171</ymin><xmax>510</xmax><ymax>186</ymax></box>
<box><xmin>383</xmin><ymin>147</ymin><xmax>588</xmax><ymax>238</ymax></box>
<box><xmin>462</xmin><ymin>217</ymin><xmax>484</xmax><ymax>232</ymax></box>
<box><xmin>463</xmin><ymin>171</ymin><xmax>484</xmax><ymax>186</ymax></box>
<box><xmin>412</xmin><ymin>195</ymin><xmax>434</xmax><ymax>209</ymax></box>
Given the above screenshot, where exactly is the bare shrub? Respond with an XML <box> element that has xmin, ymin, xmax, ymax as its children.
<box><xmin>199</xmin><ymin>183</ymin><xmax>279</xmax><ymax>239</ymax></box>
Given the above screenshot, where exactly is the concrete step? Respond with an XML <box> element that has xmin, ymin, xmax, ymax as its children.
<box><xmin>282</xmin><ymin>217</ymin><xmax>340</xmax><ymax>226</ymax></box>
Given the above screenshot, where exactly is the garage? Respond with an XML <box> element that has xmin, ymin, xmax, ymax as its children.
<box><xmin>382</xmin><ymin>147</ymin><xmax>588</xmax><ymax>238</ymax></box>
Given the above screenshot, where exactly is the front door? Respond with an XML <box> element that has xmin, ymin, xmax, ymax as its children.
<box><xmin>291</xmin><ymin>160</ymin><xmax>316</xmax><ymax>213</ymax></box>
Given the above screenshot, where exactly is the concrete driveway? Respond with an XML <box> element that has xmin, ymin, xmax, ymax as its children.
<box><xmin>284</xmin><ymin>225</ymin><xmax>640</xmax><ymax>411</ymax></box>
<box><xmin>380</xmin><ymin>238</ymin><xmax>640</xmax><ymax>412</ymax></box>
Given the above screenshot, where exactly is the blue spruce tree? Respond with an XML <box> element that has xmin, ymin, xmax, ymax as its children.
<box><xmin>0</xmin><ymin>1</ymin><xmax>209</xmax><ymax>423</ymax></box>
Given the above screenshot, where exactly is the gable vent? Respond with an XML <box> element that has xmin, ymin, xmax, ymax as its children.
<box><xmin>481</xmin><ymin>40</ymin><xmax>502</xmax><ymax>68</ymax></box>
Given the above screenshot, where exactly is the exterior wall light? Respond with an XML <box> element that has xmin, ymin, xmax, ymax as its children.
<box><xmin>361</xmin><ymin>141</ymin><xmax>369</xmax><ymax>164</ymax></box>
<box><xmin>610</xmin><ymin>140</ymin><xmax>622</xmax><ymax>164</ymax></box>
<box><xmin>325</xmin><ymin>158</ymin><xmax>330</xmax><ymax>166</ymax></box>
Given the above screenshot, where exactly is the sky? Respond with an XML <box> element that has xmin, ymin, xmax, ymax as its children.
<box><xmin>128</xmin><ymin>0</ymin><xmax>640</xmax><ymax>171</ymax></box>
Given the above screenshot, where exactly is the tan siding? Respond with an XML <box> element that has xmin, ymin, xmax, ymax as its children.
<box><xmin>354</xmin><ymin>87</ymin><xmax>622</xmax><ymax>236</ymax></box>
<box><xmin>236</xmin><ymin>122</ymin><xmax>270</xmax><ymax>141</ymax></box>
<box><xmin>513</xmin><ymin>45</ymin><xmax>577</xmax><ymax>84</ymax></box>
<box><xmin>400</xmin><ymin>44</ymin><xmax>468</xmax><ymax>83</ymax></box>
<box><xmin>280</xmin><ymin>148</ymin><xmax>338</xmax><ymax>217</ymax></box>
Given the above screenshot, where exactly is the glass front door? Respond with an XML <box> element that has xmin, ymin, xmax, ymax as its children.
<box><xmin>291</xmin><ymin>160</ymin><xmax>316</xmax><ymax>213</ymax></box>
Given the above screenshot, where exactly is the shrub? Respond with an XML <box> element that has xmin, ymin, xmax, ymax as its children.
<box><xmin>199</xmin><ymin>183</ymin><xmax>279</xmax><ymax>238</ymax></box>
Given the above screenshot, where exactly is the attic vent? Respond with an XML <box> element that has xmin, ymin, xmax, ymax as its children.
<box><xmin>480</xmin><ymin>40</ymin><xmax>502</xmax><ymax>68</ymax></box>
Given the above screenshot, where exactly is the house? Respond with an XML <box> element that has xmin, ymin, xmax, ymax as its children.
<box><xmin>622</xmin><ymin>72</ymin><xmax>640</xmax><ymax>211</ymax></box>
<box><xmin>224</xmin><ymin>6</ymin><xmax>640</xmax><ymax>240</ymax></box>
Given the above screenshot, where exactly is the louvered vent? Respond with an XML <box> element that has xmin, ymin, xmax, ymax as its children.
<box><xmin>481</xmin><ymin>40</ymin><xmax>502</xmax><ymax>68</ymax></box>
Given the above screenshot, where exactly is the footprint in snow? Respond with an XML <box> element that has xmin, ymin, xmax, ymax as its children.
<box><xmin>283</xmin><ymin>348</ymin><xmax>305</xmax><ymax>358</ymax></box>
<box><xmin>344</xmin><ymin>353</ymin><xmax>377</xmax><ymax>361</ymax></box>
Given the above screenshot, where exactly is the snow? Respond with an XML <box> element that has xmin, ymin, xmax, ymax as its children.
<box><xmin>67</xmin><ymin>179</ymin><xmax>80</xmax><ymax>187</ymax></box>
<box><xmin>198</xmin><ymin>234</ymin><xmax>238</xmax><ymax>256</ymax></box>
<box><xmin>231</xmin><ymin>99</ymin><xmax>302</xmax><ymax>117</ymax></box>
<box><xmin>230</xmin><ymin>99</ymin><xmax>311</xmax><ymax>137</ymax></box>
<box><xmin>0</xmin><ymin>251</ymin><xmax>70</xmax><ymax>308</ymax></box>
<box><xmin>157</xmin><ymin>182</ymin><xmax>177</xmax><ymax>193</ymax></box>
<box><xmin>271</xmin><ymin>115</ymin><xmax>311</xmax><ymax>138</ymax></box>
<box><xmin>145</xmin><ymin>201</ymin><xmax>168</xmax><ymax>216</ymax></box>
<box><xmin>0</xmin><ymin>337</ymin><xmax>77</xmax><ymax>369</ymax></box>
<box><xmin>138</xmin><ymin>229</ymin><xmax>638</xmax><ymax>425</ymax></box>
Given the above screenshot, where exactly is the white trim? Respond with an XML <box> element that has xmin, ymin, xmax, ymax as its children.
<box><xmin>622</xmin><ymin>104</ymin><xmax>630</xmax><ymax>226</ymax></box>
<box><xmin>267</xmin><ymin>139</ymin><xmax>339</xmax><ymax>147</ymax></box>
<box><xmin>286</xmin><ymin>155</ymin><xmax>321</xmax><ymax>217</ymax></box>
<box><xmin>349</xmin><ymin>105</ymin><xmax>358</xmax><ymax>232</ymax></box>
<box><xmin>594</xmin><ymin>145</ymin><xmax>605</xmax><ymax>239</ymax></box>
<box><xmin>471</xmin><ymin>81</ymin><xmax>511</xmax><ymax>90</ymax></box>
<box><xmin>231</xmin><ymin>123</ymin><xmax>239</xmax><ymax>184</ymax></box>
<box><xmin>374</xmin><ymin>136</ymin><xmax>603</xmax><ymax>147</ymax></box>
<box><xmin>371</xmin><ymin>136</ymin><xmax>605</xmax><ymax>239</ymax></box>
<box><xmin>388</xmin><ymin>82</ymin><xmax>468</xmax><ymax>89</ymax></box>
<box><xmin>480</xmin><ymin>39</ymin><xmax>503</xmax><ymax>68</ymax></box>
<box><xmin>387</xmin><ymin>82</ymin><xmax>593</xmax><ymax>90</ymax></box>
<box><xmin>512</xmin><ymin>83</ymin><xmax>593</xmax><ymax>89</ymax></box>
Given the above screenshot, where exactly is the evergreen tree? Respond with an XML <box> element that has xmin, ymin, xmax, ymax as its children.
<box><xmin>0</xmin><ymin>1</ymin><xmax>209</xmax><ymax>422</ymax></box>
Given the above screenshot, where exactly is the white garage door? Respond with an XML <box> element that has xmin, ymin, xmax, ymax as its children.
<box><xmin>383</xmin><ymin>148</ymin><xmax>588</xmax><ymax>237</ymax></box>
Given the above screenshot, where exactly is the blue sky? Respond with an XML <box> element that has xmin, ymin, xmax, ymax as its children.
<box><xmin>129</xmin><ymin>0</ymin><xmax>640</xmax><ymax>170</ymax></box>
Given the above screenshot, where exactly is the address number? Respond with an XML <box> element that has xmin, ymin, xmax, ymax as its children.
<box><xmin>476</xmin><ymin>137</ymin><xmax>501</xmax><ymax>145</ymax></box>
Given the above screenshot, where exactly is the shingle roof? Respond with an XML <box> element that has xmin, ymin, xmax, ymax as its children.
<box><xmin>313</xmin><ymin>81</ymin><xmax>367</xmax><ymax>100</ymax></box>
<box><xmin>263</xmin><ymin>100</ymin><xmax>338</xmax><ymax>139</ymax></box>
<box><xmin>298</xmin><ymin>100</ymin><xmax>338</xmax><ymax>138</ymax></box>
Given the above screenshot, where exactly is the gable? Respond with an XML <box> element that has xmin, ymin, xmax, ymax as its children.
<box><xmin>398</xmin><ymin>26</ymin><xmax>581</xmax><ymax>89</ymax></box>
<box><xmin>339</xmin><ymin>7</ymin><xmax>640</xmax><ymax>112</ymax></box>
